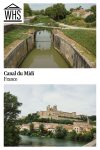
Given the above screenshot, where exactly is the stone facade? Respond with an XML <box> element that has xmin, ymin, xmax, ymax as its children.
<box><xmin>4</xmin><ymin>31</ymin><xmax>35</xmax><ymax>68</ymax></box>
<box><xmin>52</xmin><ymin>29</ymin><xmax>96</xmax><ymax>68</ymax></box>
<box><xmin>38</xmin><ymin>105</ymin><xmax>81</xmax><ymax>120</ymax></box>
<box><xmin>19</xmin><ymin>122</ymin><xmax>73</xmax><ymax>132</ymax></box>
<box><xmin>73</xmin><ymin>121</ymin><xmax>93</xmax><ymax>133</ymax></box>
<box><xmin>19</xmin><ymin>121</ymin><xmax>93</xmax><ymax>133</ymax></box>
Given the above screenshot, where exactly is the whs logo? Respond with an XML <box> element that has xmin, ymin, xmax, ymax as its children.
<box><xmin>4</xmin><ymin>3</ymin><xmax>22</xmax><ymax>22</ymax></box>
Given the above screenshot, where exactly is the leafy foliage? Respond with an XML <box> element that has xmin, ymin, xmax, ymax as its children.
<box><xmin>4</xmin><ymin>92</ymin><xmax>22</xmax><ymax>146</ymax></box>
<box><xmin>85</xmin><ymin>5</ymin><xmax>96</xmax><ymax>24</ymax></box>
<box><xmin>39</xmin><ymin>124</ymin><xmax>45</xmax><ymax>135</ymax></box>
<box><xmin>90</xmin><ymin>5</ymin><xmax>96</xmax><ymax>16</ymax></box>
<box><xmin>85</xmin><ymin>14</ymin><xmax>96</xmax><ymax>23</ymax></box>
<box><xmin>45</xmin><ymin>3</ymin><xmax>69</xmax><ymax>21</ymax></box>
<box><xmin>89</xmin><ymin>115</ymin><xmax>96</xmax><ymax>121</ymax></box>
<box><xmin>68</xmin><ymin>129</ymin><xmax>95</xmax><ymax>142</ymax></box>
<box><xmin>55</xmin><ymin>126</ymin><xmax>67</xmax><ymax>139</ymax></box>
<box><xmin>24</xmin><ymin>3</ymin><xmax>32</xmax><ymax>17</ymax></box>
<box><xmin>30</xmin><ymin>123</ymin><xmax>34</xmax><ymax>133</ymax></box>
<box><xmin>18</xmin><ymin>114</ymin><xmax>73</xmax><ymax>125</ymax></box>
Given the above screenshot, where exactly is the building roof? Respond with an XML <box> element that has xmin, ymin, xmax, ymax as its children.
<box><xmin>4</xmin><ymin>3</ymin><xmax>21</xmax><ymax>10</ymax></box>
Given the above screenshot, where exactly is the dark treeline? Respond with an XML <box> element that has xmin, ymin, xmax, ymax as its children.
<box><xmin>17</xmin><ymin>113</ymin><xmax>73</xmax><ymax>125</ymax></box>
<box><xmin>89</xmin><ymin>115</ymin><xmax>96</xmax><ymax>121</ymax></box>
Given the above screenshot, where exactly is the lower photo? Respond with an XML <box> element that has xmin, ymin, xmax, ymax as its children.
<box><xmin>4</xmin><ymin>84</ymin><xmax>96</xmax><ymax>147</ymax></box>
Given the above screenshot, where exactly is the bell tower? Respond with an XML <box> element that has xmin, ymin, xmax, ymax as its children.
<box><xmin>53</xmin><ymin>105</ymin><xmax>57</xmax><ymax>111</ymax></box>
<box><xmin>47</xmin><ymin>105</ymin><xmax>50</xmax><ymax>111</ymax></box>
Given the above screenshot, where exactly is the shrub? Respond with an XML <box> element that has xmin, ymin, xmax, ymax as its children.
<box><xmin>85</xmin><ymin>14</ymin><xmax>96</xmax><ymax>23</ymax></box>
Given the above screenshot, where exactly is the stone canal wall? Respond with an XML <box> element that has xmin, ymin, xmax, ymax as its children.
<box><xmin>53</xmin><ymin>29</ymin><xmax>96</xmax><ymax>68</ymax></box>
<box><xmin>4</xmin><ymin>32</ymin><xmax>35</xmax><ymax>68</ymax></box>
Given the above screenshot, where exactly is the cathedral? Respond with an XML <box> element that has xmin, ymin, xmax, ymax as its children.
<box><xmin>37</xmin><ymin>105</ymin><xmax>81</xmax><ymax>120</ymax></box>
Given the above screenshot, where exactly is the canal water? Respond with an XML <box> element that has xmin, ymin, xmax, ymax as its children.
<box><xmin>19</xmin><ymin>135</ymin><xmax>86</xmax><ymax>147</ymax></box>
<box><xmin>20</xmin><ymin>30</ymin><xmax>69</xmax><ymax>68</ymax></box>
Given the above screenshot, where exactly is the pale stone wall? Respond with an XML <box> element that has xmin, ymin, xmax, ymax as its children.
<box><xmin>4</xmin><ymin>40</ymin><xmax>27</xmax><ymax>68</ymax></box>
<box><xmin>4</xmin><ymin>33</ymin><xmax>35</xmax><ymax>68</ymax></box>
<box><xmin>27</xmin><ymin>34</ymin><xmax>34</xmax><ymax>52</ymax></box>
<box><xmin>20</xmin><ymin>122</ymin><xmax>73</xmax><ymax>132</ymax></box>
<box><xmin>53</xmin><ymin>30</ymin><xmax>96</xmax><ymax>68</ymax></box>
<box><xmin>38</xmin><ymin>105</ymin><xmax>77</xmax><ymax>120</ymax></box>
<box><xmin>83</xmin><ymin>139</ymin><xmax>96</xmax><ymax>147</ymax></box>
<box><xmin>73</xmin><ymin>122</ymin><xmax>93</xmax><ymax>132</ymax></box>
<box><xmin>19</xmin><ymin>121</ymin><xmax>94</xmax><ymax>133</ymax></box>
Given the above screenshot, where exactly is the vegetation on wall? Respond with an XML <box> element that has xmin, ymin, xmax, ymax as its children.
<box><xmin>62</xmin><ymin>29</ymin><xmax>96</xmax><ymax>56</ymax></box>
<box><xmin>18</xmin><ymin>113</ymin><xmax>74</xmax><ymax>125</ymax></box>
<box><xmin>4</xmin><ymin>26</ymin><xmax>33</xmax><ymax>47</ymax></box>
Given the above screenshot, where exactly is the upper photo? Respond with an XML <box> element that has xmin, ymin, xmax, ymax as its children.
<box><xmin>4</xmin><ymin>3</ymin><xmax>96</xmax><ymax>68</ymax></box>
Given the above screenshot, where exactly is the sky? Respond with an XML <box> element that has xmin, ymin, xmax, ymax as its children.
<box><xmin>29</xmin><ymin>3</ymin><xmax>95</xmax><ymax>11</ymax></box>
<box><xmin>4</xmin><ymin>85</ymin><xmax>96</xmax><ymax>117</ymax></box>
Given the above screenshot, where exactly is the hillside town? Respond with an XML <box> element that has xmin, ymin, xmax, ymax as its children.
<box><xmin>19</xmin><ymin>105</ymin><xmax>95</xmax><ymax>134</ymax></box>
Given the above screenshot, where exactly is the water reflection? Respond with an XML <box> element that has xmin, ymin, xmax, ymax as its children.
<box><xmin>20</xmin><ymin>30</ymin><xmax>70</xmax><ymax>68</ymax></box>
<box><xmin>35</xmin><ymin>30</ymin><xmax>52</xmax><ymax>50</ymax></box>
<box><xmin>20</xmin><ymin>135</ymin><xmax>86</xmax><ymax>147</ymax></box>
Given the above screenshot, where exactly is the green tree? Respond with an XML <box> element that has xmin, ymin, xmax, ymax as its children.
<box><xmin>45</xmin><ymin>3</ymin><xmax>68</xmax><ymax>21</ymax></box>
<box><xmin>84</xmin><ymin>132</ymin><xmax>93</xmax><ymax>142</ymax></box>
<box><xmin>80</xmin><ymin>115</ymin><xmax>87</xmax><ymax>121</ymax></box>
<box><xmin>85</xmin><ymin>5</ymin><xmax>96</xmax><ymax>23</ymax></box>
<box><xmin>40</xmin><ymin>9</ymin><xmax>45</xmax><ymax>15</ymax></box>
<box><xmin>24</xmin><ymin>3</ymin><xmax>32</xmax><ymax>17</ymax></box>
<box><xmin>39</xmin><ymin>124</ymin><xmax>45</xmax><ymax>135</ymax></box>
<box><xmin>30</xmin><ymin>123</ymin><xmax>34</xmax><ymax>133</ymax></box>
<box><xmin>91</xmin><ymin>5</ymin><xmax>96</xmax><ymax>16</ymax></box>
<box><xmin>45</xmin><ymin>6</ymin><xmax>53</xmax><ymax>18</ymax></box>
<box><xmin>20</xmin><ymin>129</ymin><xmax>30</xmax><ymax>136</ymax></box>
<box><xmin>4</xmin><ymin>92</ymin><xmax>22</xmax><ymax>146</ymax></box>
<box><xmin>69</xmin><ymin>130</ymin><xmax>77</xmax><ymax>141</ymax></box>
<box><xmin>85</xmin><ymin>14</ymin><xmax>96</xmax><ymax>23</ymax></box>
<box><xmin>76</xmin><ymin>6</ymin><xmax>83</xmax><ymax>10</ymax></box>
<box><xmin>55</xmin><ymin>126</ymin><xmax>67</xmax><ymax>139</ymax></box>
<box><xmin>91</xmin><ymin>128</ymin><xmax>96</xmax><ymax>134</ymax></box>
<box><xmin>89</xmin><ymin>115</ymin><xmax>96</xmax><ymax>121</ymax></box>
<box><xmin>77</xmin><ymin>133</ymin><xmax>84</xmax><ymax>141</ymax></box>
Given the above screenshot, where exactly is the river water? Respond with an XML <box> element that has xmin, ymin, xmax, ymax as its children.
<box><xmin>19</xmin><ymin>135</ymin><xmax>86</xmax><ymax>147</ymax></box>
<box><xmin>20</xmin><ymin>30</ymin><xmax>69</xmax><ymax>68</ymax></box>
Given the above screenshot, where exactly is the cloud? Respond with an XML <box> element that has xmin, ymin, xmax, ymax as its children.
<box><xmin>4</xmin><ymin>85</ymin><xmax>96</xmax><ymax>116</ymax></box>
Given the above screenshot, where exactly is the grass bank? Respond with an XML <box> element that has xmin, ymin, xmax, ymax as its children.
<box><xmin>62</xmin><ymin>29</ymin><xmax>96</xmax><ymax>55</ymax></box>
<box><xmin>30</xmin><ymin>15</ymin><xmax>59</xmax><ymax>27</ymax></box>
<box><xmin>4</xmin><ymin>26</ymin><xmax>33</xmax><ymax>47</ymax></box>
